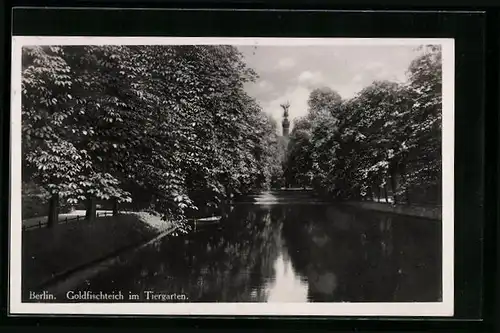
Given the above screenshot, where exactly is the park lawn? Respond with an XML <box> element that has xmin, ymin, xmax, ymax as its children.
<box><xmin>22</xmin><ymin>213</ymin><xmax>174</xmax><ymax>291</ymax></box>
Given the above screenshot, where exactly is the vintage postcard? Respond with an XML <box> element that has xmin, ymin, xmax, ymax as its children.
<box><xmin>10</xmin><ymin>36</ymin><xmax>454</xmax><ymax>316</ymax></box>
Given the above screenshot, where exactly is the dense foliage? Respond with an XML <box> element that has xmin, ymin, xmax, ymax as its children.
<box><xmin>22</xmin><ymin>44</ymin><xmax>442</xmax><ymax>228</ymax></box>
<box><xmin>22</xmin><ymin>45</ymin><xmax>281</xmax><ymax>225</ymax></box>
<box><xmin>285</xmin><ymin>46</ymin><xmax>442</xmax><ymax>205</ymax></box>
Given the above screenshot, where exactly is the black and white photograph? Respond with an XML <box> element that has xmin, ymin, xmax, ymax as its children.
<box><xmin>10</xmin><ymin>37</ymin><xmax>454</xmax><ymax>316</ymax></box>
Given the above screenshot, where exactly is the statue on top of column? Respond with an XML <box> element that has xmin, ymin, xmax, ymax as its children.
<box><xmin>280</xmin><ymin>101</ymin><xmax>290</xmax><ymax>137</ymax></box>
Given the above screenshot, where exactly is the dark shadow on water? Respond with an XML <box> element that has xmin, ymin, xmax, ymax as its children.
<box><xmin>280</xmin><ymin>204</ymin><xmax>442</xmax><ymax>302</ymax></box>
<box><xmin>35</xmin><ymin>192</ymin><xmax>442</xmax><ymax>303</ymax></box>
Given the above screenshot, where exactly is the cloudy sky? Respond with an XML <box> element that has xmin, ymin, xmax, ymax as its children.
<box><xmin>238</xmin><ymin>45</ymin><xmax>422</xmax><ymax>134</ymax></box>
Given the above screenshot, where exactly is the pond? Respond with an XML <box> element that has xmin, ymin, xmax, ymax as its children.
<box><xmin>57</xmin><ymin>190</ymin><xmax>442</xmax><ymax>303</ymax></box>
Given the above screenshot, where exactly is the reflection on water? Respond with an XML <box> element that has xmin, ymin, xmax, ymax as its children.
<box><xmin>58</xmin><ymin>191</ymin><xmax>442</xmax><ymax>303</ymax></box>
<box><xmin>265</xmin><ymin>253</ymin><xmax>309</xmax><ymax>302</ymax></box>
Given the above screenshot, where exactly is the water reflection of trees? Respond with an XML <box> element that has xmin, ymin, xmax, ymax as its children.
<box><xmin>281</xmin><ymin>205</ymin><xmax>441</xmax><ymax>302</ymax></box>
<box><xmin>74</xmin><ymin>205</ymin><xmax>285</xmax><ymax>302</ymax></box>
<box><xmin>72</xmin><ymin>201</ymin><xmax>441</xmax><ymax>303</ymax></box>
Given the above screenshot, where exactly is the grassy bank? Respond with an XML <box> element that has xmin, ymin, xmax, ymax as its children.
<box><xmin>22</xmin><ymin>212</ymin><xmax>175</xmax><ymax>291</ymax></box>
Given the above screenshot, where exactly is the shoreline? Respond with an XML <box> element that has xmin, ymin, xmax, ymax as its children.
<box><xmin>24</xmin><ymin>193</ymin><xmax>440</xmax><ymax>299</ymax></box>
<box><xmin>342</xmin><ymin>201</ymin><xmax>442</xmax><ymax>220</ymax></box>
<box><xmin>22</xmin><ymin>212</ymin><xmax>178</xmax><ymax>296</ymax></box>
<box><xmin>27</xmin><ymin>225</ymin><xmax>179</xmax><ymax>299</ymax></box>
<box><xmin>270</xmin><ymin>189</ymin><xmax>441</xmax><ymax>220</ymax></box>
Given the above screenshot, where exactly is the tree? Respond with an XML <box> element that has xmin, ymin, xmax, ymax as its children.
<box><xmin>346</xmin><ymin>80</ymin><xmax>411</xmax><ymax>202</ymax></box>
<box><xmin>22</xmin><ymin>46</ymin><xmax>130</xmax><ymax>225</ymax></box>
<box><xmin>402</xmin><ymin>45</ymin><xmax>442</xmax><ymax>204</ymax></box>
<box><xmin>22</xmin><ymin>44</ymin><xmax>280</xmax><ymax>227</ymax></box>
<box><xmin>285</xmin><ymin>117</ymin><xmax>313</xmax><ymax>188</ymax></box>
<box><xmin>282</xmin><ymin>45</ymin><xmax>442</xmax><ymax>206</ymax></box>
<box><xmin>307</xmin><ymin>87</ymin><xmax>342</xmax><ymax>119</ymax></box>
<box><xmin>282</xmin><ymin>87</ymin><xmax>344</xmax><ymax>195</ymax></box>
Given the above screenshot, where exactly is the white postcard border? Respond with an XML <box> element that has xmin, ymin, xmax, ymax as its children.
<box><xmin>10</xmin><ymin>36</ymin><xmax>455</xmax><ymax>317</ymax></box>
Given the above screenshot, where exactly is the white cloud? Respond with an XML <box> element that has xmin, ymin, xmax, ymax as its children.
<box><xmin>297</xmin><ymin>71</ymin><xmax>314</xmax><ymax>82</ymax></box>
<box><xmin>276</xmin><ymin>57</ymin><xmax>296</xmax><ymax>70</ymax></box>
<box><xmin>297</xmin><ymin>71</ymin><xmax>324</xmax><ymax>86</ymax></box>
<box><xmin>329</xmin><ymin>83</ymin><xmax>362</xmax><ymax>100</ymax></box>
<box><xmin>237</xmin><ymin>45</ymin><xmax>423</xmax><ymax>134</ymax></box>
<box><xmin>258</xmin><ymin>80</ymin><xmax>274</xmax><ymax>90</ymax></box>
<box><xmin>364</xmin><ymin>61</ymin><xmax>384</xmax><ymax>71</ymax></box>
<box><xmin>352</xmin><ymin>74</ymin><xmax>363</xmax><ymax>83</ymax></box>
<box><xmin>363</xmin><ymin>61</ymin><xmax>405</xmax><ymax>82</ymax></box>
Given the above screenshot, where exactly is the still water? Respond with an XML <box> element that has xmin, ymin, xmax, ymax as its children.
<box><xmin>66</xmin><ymin>191</ymin><xmax>442</xmax><ymax>302</ymax></box>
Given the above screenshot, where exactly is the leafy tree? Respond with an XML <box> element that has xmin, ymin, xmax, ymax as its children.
<box><xmin>22</xmin><ymin>46</ymin><xmax>131</xmax><ymax>225</ymax></box>
<box><xmin>285</xmin><ymin>117</ymin><xmax>313</xmax><ymax>188</ymax></box>
<box><xmin>283</xmin><ymin>45</ymin><xmax>442</xmax><ymax>206</ymax></box>
<box><xmin>346</xmin><ymin>81</ymin><xmax>412</xmax><ymax>201</ymax></box>
<box><xmin>308</xmin><ymin>87</ymin><xmax>343</xmax><ymax>119</ymax></box>
<box><xmin>402</xmin><ymin>45</ymin><xmax>442</xmax><ymax>204</ymax></box>
<box><xmin>22</xmin><ymin>44</ymin><xmax>280</xmax><ymax>227</ymax></box>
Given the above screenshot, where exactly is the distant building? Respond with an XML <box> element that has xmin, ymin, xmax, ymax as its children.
<box><xmin>282</xmin><ymin>106</ymin><xmax>290</xmax><ymax>137</ymax></box>
<box><xmin>279</xmin><ymin>102</ymin><xmax>291</xmax><ymax>188</ymax></box>
<box><xmin>280</xmin><ymin>101</ymin><xmax>290</xmax><ymax>148</ymax></box>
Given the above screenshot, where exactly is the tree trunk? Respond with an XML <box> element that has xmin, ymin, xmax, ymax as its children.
<box><xmin>47</xmin><ymin>193</ymin><xmax>59</xmax><ymax>228</ymax></box>
<box><xmin>390</xmin><ymin>172</ymin><xmax>398</xmax><ymax>204</ymax></box>
<box><xmin>149</xmin><ymin>194</ymin><xmax>156</xmax><ymax>211</ymax></box>
<box><xmin>221</xmin><ymin>203</ymin><xmax>229</xmax><ymax>219</ymax></box>
<box><xmin>405</xmin><ymin>187</ymin><xmax>411</xmax><ymax>206</ymax></box>
<box><xmin>112</xmin><ymin>198</ymin><xmax>119</xmax><ymax>216</ymax></box>
<box><xmin>399</xmin><ymin>164</ymin><xmax>411</xmax><ymax>206</ymax></box>
<box><xmin>376</xmin><ymin>185</ymin><xmax>381</xmax><ymax>202</ymax></box>
<box><xmin>85</xmin><ymin>196</ymin><xmax>97</xmax><ymax>222</ymax></box>
<box><xmin>384</xmin><ymin>182</ymin><xmax>389</xmax><ymax>203</ymax></box>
